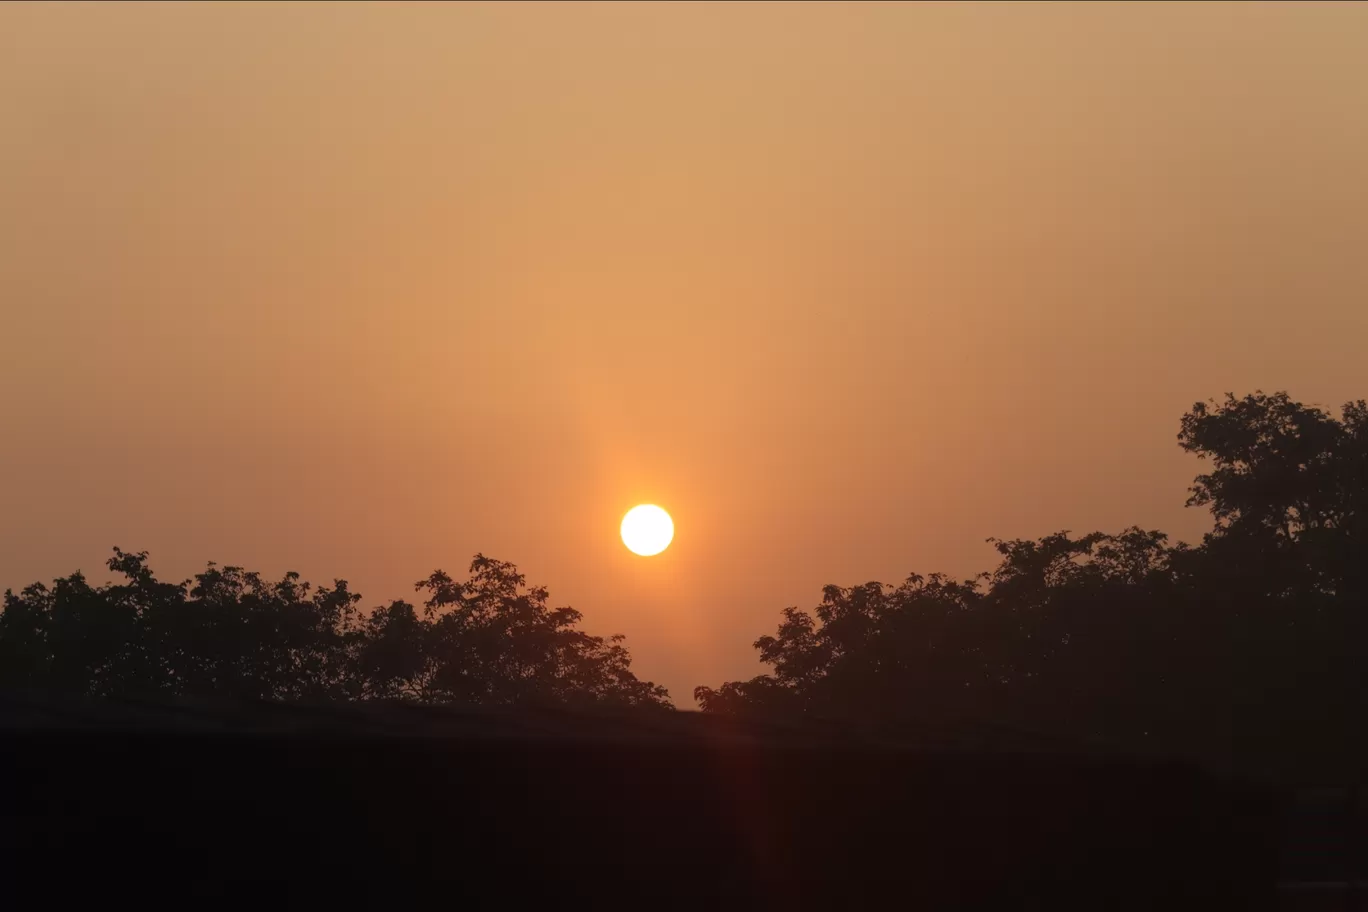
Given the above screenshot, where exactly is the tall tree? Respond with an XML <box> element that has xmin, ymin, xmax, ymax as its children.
<box><xmin>699</xmin><ymin>391</ymin><xmax>1368</xmax><ymax>778</ymax></box>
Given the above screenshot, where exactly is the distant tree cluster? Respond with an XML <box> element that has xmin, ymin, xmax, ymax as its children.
<box><xmin>2</xmin><ymin>390</ymin><xmax>1365</xmax><ymax>774</ymax></box>
<box><xmin>0</xmin><ymin>552</ymin><xmax>670</xmax><ymax>708</ymax></box>
<box><xmin>696</xmin><ymin>392</ymin><xmax>1368</xmax><ymax>776</ymax></box>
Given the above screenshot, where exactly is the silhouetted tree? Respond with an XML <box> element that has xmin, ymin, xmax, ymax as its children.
<box><xmin>698</xmin><ymin>391</ymin><xmax>1368</xmax><ymax>778</ymax></box>
<box><xmin>0</xmin><ymin>550</ymin><xmax>669</xmax><ymax>708</ymax></box>
<box><xmin>360</xmin><ymin>554</ymin><xmax>670</xmax><ymax>707</ymax></box>
<box><xmin>695</xmin><ymin>530</ymin><xmax>1185</xmax><ymax>736</ymax></box>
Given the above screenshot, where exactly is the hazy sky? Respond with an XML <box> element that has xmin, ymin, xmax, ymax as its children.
<box><xmin>3</xmin><ymin>2</ymin><xmax>1367</xmax><ymax>703</ymax></box>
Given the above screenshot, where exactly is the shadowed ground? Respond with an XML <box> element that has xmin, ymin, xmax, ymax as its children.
<box><xmin>0</xmin><ymin>695</ymin><xmax>1299</xmax><ymax>909</ymax></box>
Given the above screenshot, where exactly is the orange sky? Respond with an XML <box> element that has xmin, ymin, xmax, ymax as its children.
<box><xmin>3</xmin><ymin>2</ymin><xmax>1367</xmax><ymax>703</ymax></box>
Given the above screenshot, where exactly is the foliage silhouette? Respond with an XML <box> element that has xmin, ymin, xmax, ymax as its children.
<box><xmin>3</xmin><ymin>388</ymin><xmax>1366</xmax><ymax>779</ymax></box>
<box><xmin>696</xmin><ymin>391</ymin><xmax>1368</xmax><ymax>778</ymax></box>
<box><xmin>0</xmin><ymin>552</ymin><xmax>669</xmax><ymax>708</ymax></box>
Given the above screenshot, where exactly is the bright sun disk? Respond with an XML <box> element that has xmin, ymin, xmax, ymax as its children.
<box><xmin>620</xmin><ymin>505</ymin><xmax>674</xmax><ymax>556</ymax></box>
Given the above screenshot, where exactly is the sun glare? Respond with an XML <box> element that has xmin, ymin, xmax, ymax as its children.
<box><xmin>620</xmin><ymin>505</ymin><xmax>674</xmax><ymax>557</ymax></box>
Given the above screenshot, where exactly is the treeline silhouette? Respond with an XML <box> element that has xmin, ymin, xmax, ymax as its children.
<box><xmin>2</xmin><ymin>391</ymin><xmax>1365</xmax><ymax>779</ymax></box>
<box><xmin>0</xmin><ymin>552</ymin><xmax>670</xmax><ymax>708</ymax></box>
<box><xmin>697</xmin><ymin>391</ymin><xmax>1368</xmax><ymax>779</ymax></box>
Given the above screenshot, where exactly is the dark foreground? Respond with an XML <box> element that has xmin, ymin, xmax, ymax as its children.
<box><xmin>0</xmin><ymin>697</ymin><xmax>1345</xmax><ymax>909</ymax></box>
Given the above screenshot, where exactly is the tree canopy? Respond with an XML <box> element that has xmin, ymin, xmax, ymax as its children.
<box><xmin>696</xmin><ymin>391</ymin><xmax>1368</xmax><ymax>777</ymax></box>
<box><xmin>2</xmin><ymin>390</ymin><xmax>1365</xmax><ymax>775</ymax></box>
<box><xmin>0</xmin><ymin>552</ymin><xmax>670</xmax><ymax>708</ymax></box>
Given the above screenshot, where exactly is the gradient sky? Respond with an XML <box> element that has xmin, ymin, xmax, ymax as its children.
<box><xmin>3</xmin><ymin>2</ymin><xmax>1367</xmax><ymax>704</ymax></box>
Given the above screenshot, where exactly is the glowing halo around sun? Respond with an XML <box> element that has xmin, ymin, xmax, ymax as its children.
<box><xmin>620</xmin><ymin>504</ymin><xmax>674</xmax><ymax>556</ymax></box>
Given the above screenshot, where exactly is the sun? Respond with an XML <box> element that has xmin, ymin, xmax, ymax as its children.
<box><xmin>620</xmin><ymin>504</ymin><xmax>674</xmax><ymax>556</ymax></box>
